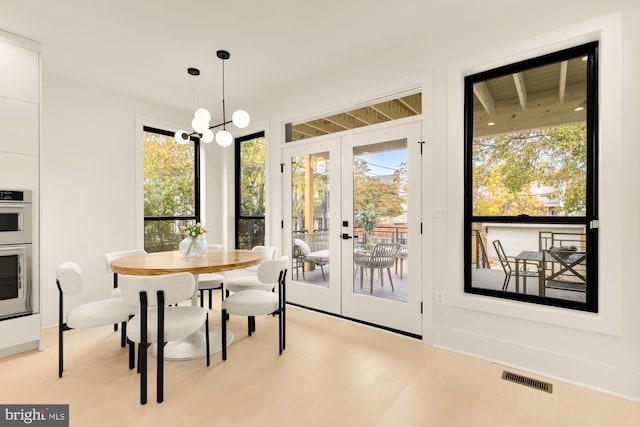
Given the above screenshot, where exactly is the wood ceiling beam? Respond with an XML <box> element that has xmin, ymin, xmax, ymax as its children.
<box><xmin>558</xmin><ymin>60</ymin><xmax>568</xmax><ymax>104</ymax></box>
<box><xmin>346</xmin><ymin>110</ymin><xmax>374</xmax><ymax>126</ymax></box>
<box><xmin>397</xmin><ymin>94</ymin><xmax>421</xmax><ymax>115</ymax></box>
<box><xmin>293</xmin><ymin>123</ymin><xmax>327</xmax><ymax>139</ymax></box>
<box><xmin>512</xmin><ymin>72</ymin><xmax>527</xmax><ymax>110</ymax></box>
<box><xmin>370</xmin><ymin>104</ymin><xmax>394</xmax><ymax>121</ymax></box>
<box><xmin>473</xmin><ymin>82</ymin><xmax>495</xmax><ymax>116</ymax></box>
<box><xmin>472</xmin><ymin>83</ymin><xmax>586</xmax><ymax>137</ymax></box>
<box><xmin>323</xmin><ymin>115</ymin><xmax>352</xmax><ymax>130</ymax></box>
<box><xmin>301</xmin><ymin>122</ymin><xmax>331</xmax><ymax>135</ymax></box>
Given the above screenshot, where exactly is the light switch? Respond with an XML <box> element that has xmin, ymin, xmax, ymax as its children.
<box><xmin>433</xmin><ymin>208</ymin><xmax>447</xmax><ymax>222</ymax></box>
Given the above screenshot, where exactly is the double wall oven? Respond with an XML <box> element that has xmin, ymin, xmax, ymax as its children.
<box><xmin>0</xmin><ymin>190</ymin><xmax>32</xmax><ymax>320</ymax></box>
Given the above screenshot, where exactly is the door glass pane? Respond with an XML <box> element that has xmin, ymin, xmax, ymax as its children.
<box><xmin>352</xmin><ymin>139</ymin><xmax>407</xmax><ymax>302</ymax></box>
<box><xmin>291</xmin><ymin>152</ymin><xmax>330</xmax><ymax>287</ymax></box>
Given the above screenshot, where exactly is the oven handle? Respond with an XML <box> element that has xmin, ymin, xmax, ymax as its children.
<box><xmin>0</xmin><ymin>203</ymin><xmax>25</xmax><ymax>209</ymax></box>
<box><xmin>18</xmin><ymin>253</ymin><xmax>22</xmax><ymax>290</ymax></box>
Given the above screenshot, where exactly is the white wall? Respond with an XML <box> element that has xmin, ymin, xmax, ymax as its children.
<box><xmin>261</xmin><ymin>3</ymin><xmax>640</xmax><ymax>400</ymax></box>
<box><xmin>40</xmin><ymin>74</ymin><xmax>191</xmax><ymax>328</ymax></box>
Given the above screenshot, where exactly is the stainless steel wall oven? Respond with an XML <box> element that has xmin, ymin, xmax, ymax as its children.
<box><xmin>0</xmin><ymin>190</ymin><xmax>32</xmax><ymax>320</ymax></box>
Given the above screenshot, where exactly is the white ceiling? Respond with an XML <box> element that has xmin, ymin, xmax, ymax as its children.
<box><xmin>0</xmin><ymin>0</ymin><xmax>619</xmax><ymax>124</ymax></box>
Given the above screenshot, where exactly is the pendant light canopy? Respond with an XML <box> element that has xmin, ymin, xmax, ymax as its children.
<box><xmin>175</xmin><ymin>50</ymin><xmax>250</xmax><ymax>146</ymax></box>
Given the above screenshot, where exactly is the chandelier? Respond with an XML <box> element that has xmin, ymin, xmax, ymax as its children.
<box><xmin>174</xmin><ymin>50</ymin><xmax>250</xmax><ymax>147</ymax></box>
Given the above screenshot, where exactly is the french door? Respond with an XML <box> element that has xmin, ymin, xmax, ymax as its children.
<box><xmin>284</xmin><ymin>121</ymin><xmax>422</xmax><ymax>335</ymax></box>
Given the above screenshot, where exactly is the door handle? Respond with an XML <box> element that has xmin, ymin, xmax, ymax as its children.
<box><xmin>341</xmin><ymin>233</ymin><xmax>358</xmax><ymax>240</ymax></box>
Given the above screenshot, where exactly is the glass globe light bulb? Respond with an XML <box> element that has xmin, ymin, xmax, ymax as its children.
<box><xmin>201</xmin><ymin>129</ymin><xmax>214</xmax><ymax>143</ymax></box>
<box><xmin>174</xmin><ymin>130</ymin><xmax>189</xmax><ymax>145</ymax></box>
<box><xmin>192</xmin><ymin>117</ymin><xmax>210</xmax><ymax>134</ymax></box>
<box><xmin>215</xmin><ymin>130</ymin><xmax>233</xmax><ymax>147</ymax></box>
<box><xmin>194</xmin><ymin>108</ymin><xmax>211</xmax><ymax>122</ymax></box>
<box><xmin>232</xmin><ymin>109</ymin><xmax>250</xmax><ymax>129</ymax></box>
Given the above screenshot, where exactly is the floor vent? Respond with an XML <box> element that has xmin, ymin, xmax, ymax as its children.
<box><xmin>501</xmin><ymin>371</ymin><xmax>553</xmax><ymax>393</ymax></box>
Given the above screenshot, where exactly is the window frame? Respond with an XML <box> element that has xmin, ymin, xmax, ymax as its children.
<box><xmin>142</xmin><ymin>125</ymin><xmax>201</xmax><ymax>251</ymax></box>
<box><xmin>463</xmin><ymin>42</ymin><xmax>599</xmax><ymax>312</ymax></box>
<box><xmin>234</xmin><ymin>131</ymin><xmax>266</xmax><ymax>249</ymax></box>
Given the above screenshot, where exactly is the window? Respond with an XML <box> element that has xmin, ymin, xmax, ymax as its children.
<box><xmin>235</xmin><ymin>132</ymin><xmax>265</xmax><ymax>249</ymax></box>
<box><xmin>143</xmin><ymin>126</ymin><xmax>200</xmax><ymax>252</ymax></box>
<box><xmin>284</xmin><ymin>92</ymin><xmax>421</xmax><ymax>142</ymax></box>
<box><xmin>464</xmin><ymin>42</ymin><xmax>598</xmax><ymax>312</ymax></box>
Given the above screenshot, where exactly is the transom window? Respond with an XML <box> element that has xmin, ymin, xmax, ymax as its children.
<box><xmin>464</xmin><ymin>42</ymin><xmax>598</xmax><ymax>312</ymax></box>
<box><xmin>285</xmin><ymin>92</ymin><xmax>421</xmax><ymax>142</ymax></box>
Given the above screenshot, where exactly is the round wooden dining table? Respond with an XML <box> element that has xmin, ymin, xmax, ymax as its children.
<box><xmin>110</xmin><ymin>248</ymin><xmax>263</xmax><ymax>360</ymax></box>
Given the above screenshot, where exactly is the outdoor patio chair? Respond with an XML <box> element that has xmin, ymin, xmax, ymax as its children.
<box><xmin>395</xmin><ymin>244</ymin><xmax>408</xmax><ymax>279</ymax></box>
<box><xmin>354</xmin><ymin>243</ymin><xmax>400</xmax><ymax>294</ymax></box>
<box><xmin>492</xmin><ymin>240</ymin><xmax>539</xmax><ymax>292</ymax></box>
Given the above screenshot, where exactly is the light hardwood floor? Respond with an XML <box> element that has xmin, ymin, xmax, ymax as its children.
<box><xmin>1</xmin><ymin>301</ymin><xmax>639</xmax><ymax>426</ymax></box>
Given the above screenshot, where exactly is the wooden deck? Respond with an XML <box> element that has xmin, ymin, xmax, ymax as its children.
<box><xmin>472</xmin><ymin>268</ymin><xmax>586</xmax><ymax>303</ymax></box>
<box><xmin>291</xmin><ymin>261</ymin><xmax>409</xmax><ymax>302</ymax></box>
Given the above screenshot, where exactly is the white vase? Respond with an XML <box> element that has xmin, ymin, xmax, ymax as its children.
<box><xmin>179</xmin><ymin>236</ymin><xmax>208</xmax><ymax>258</ymax></box>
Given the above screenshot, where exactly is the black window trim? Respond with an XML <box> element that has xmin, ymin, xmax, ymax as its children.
<box><xmin>234</xmin><ymin>131</ymin><xmax>266</xmax><ymax>249</ymax></box>
<box><xmin>463</xmin><ymin>41</ymin><xmax>599</xmax><ymax>312</ymax></box>
<box><xmin>142</xmin><ymin>125</ymin><xmax>201</xmax><ymax>226</ymax></box>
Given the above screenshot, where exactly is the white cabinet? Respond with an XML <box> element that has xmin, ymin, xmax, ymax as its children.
<box><xmin>0</xmin><ymin>30</ymin><xmax>42</xmax><ymax>355</ymax></box>
<box><xmin>0</xmin><ymin>97</ymin><xmax>39</xmax><ymax>155</ymax></box>
<box><xmin>0</xmin><ymin>38</ymin><xmax>39</xmax><ymax>103</ymax></box>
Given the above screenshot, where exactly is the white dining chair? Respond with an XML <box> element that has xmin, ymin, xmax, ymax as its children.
<box><xmin>119</xmin><ymin>272</ymin><xmax>210</xmax><ymax>405</ymax></box>
<box><xmin>104</xmin><ymin>249</ymin><xmax>147</xmax><ymax>345</ymax></box>
<box><xmin>197</xmin><ymin>244</ymin><xmax>225</xmax><ymax>309</ymax></box>
<box><xmin>225</xmin><ymin>255</ymin><xmax>288</xmax><ymax>294</ymax></box>
<box><xmin>221</xmin><ymin>258</ymin><xmax>288</xmax><ymax>361</ymax></box>
<box><xmin>224</xmin><ymin>245</ymin><xmax>278</xmax><ymax>287</ymax></box>
<box><xmin>55</xmin><ymin>262</ymin><xmax>137</xmax><ymax>378</ymax></box>
<box><xmin>224</xmin><ymin>245</ymin><xmax>279</xmax><ymax>296</ymax></box>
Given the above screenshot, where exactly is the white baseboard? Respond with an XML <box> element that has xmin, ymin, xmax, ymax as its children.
<box><xmin>432</xmin><ymin>325</ymin><xmax>640</xmax><ymax>402</ymax></box>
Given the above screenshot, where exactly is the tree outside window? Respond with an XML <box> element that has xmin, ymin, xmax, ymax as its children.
<box><xmin>143</xmin><ymin>126</ymin><xmax>199</xmax><ymax>252</ymax></box>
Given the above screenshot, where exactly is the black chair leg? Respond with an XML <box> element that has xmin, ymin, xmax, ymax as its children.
<box><xmin>120</xmin><ymin>321</ymin><xmax>127</xmax><ymax>348</ymax></box>
<box><xmin>57</xmin><ymin>286</ymin><xmax>64</xmax><ymax>378</ymax></box>
<box><xmin>128</xmin><ymin>339</ymin><xmax>135</xmax><ymax>370</ymax></box>
<box><xmin>279</xmin><ymin>311</ymin><xmax>283</xmax><ymax>355</ymax></box>
<box><xmin>58</xmin><ymin>324</ymin><xmax>63</xmax><ymax>378</ymax></box>
<box><xmin>208</xmin><ymin>290</ymin><xmax>212</xmax><ymax>310</ymax></box>
<box><xmin>199</xmin><ymin>289</ymin><xmax>204</xmax><ymax>308</ymax></box>
<box><xmin>221</xmin><ymin>309</ymin><xmax>227</xmax><ymax>361</ymax></box>
<box><xmin>205</xmin><ymin>314</ymin><xmax>210</xmax><ymax>367</ymax></box>
<box><xmin>247</xmin><ymin>316</ymin><xmax>256</xmax><ymax>335</ymax></box>
<box><xmin>157</xmin><ymin>342</ymin><xmax>164</xmax><ymax>403</ymax></box>
<box><xmin>140</xmin><ymin>343</ymin><xmax>147</xmax><ymax>405</ymax></box>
